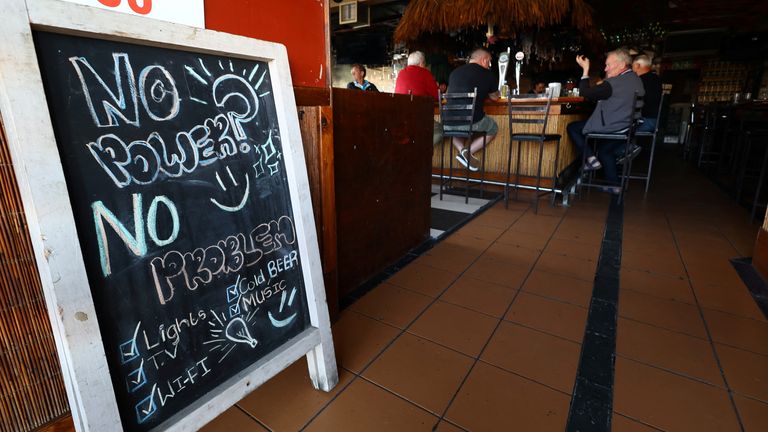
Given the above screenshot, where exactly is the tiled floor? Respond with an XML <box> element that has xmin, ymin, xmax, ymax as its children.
<box><xmin>202</xmin><ymin>151</ymin><xmax>768</xmax><ymax>431</ymax></box>
<box><xmin>429</xmin><ymin>184</ymin><xmax>494</xmax><ymax>239</ymax></box>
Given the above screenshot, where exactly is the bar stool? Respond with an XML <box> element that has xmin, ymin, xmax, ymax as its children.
<box><xmin>682</xmin><ymin>102</ymin><xmax>698</xmax><ymax>161</ymax></box>
<box><xmin>504</xmin><ymin>95</ymin><xmax>561</xmax><ymax>212</ymax></box>
<box><xmin>438</xmin><ymin>88</ymin><xmax>487</xmax><ymax>203</ymax></box>
<box><xmin>579</xmin><ymin>92</ymin><xmax>642</xmax><ymax>204</ymax></box>
<box><xmin>629</xmin><ymin>93</ymin><xmax>667</xmax><ymax>193</ymax></box>
<box><xmin>697</xmin><ymin>104</ymin><xmax>727</xmax><ymax>171</ymax></box>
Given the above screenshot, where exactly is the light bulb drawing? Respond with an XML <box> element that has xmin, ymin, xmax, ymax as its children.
<box><xmin>204</xmin><ymin>307</ymin><xmax>259</xmax><ymax>364</ymax></box>
<box><xmin>224</xmin><ymin>317</ymin><xmax>258</xmax><ymax>348</ymax></box>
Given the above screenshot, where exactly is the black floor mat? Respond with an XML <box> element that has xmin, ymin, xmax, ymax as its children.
<box><xmin>431</xmin><ymin>207</ymin><xmax>473</xmax><ymax>232</ymax></box>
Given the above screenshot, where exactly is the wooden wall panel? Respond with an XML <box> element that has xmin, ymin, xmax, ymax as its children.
<box><xmin>297</xmin><ymin>99</ymin><xmax>338</xmax><ymax>319</ymax></box>
<box><xmin>0</xmin><ymin>119</ymin><xmax>69</xmax><ymax>431</ymax></box>
<box><xmin>333</xmin><ymin>90</ymin><xmax>433</xmax><ymax>296</ymax></box>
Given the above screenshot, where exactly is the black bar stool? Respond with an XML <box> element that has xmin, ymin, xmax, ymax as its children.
<box><xmin>438</xmin><ymin>88</ymin><xmax>487</xmax><ymax>204</ymax></box>
<box><xmin>505</xmin><ymin>95</ymin><xmax>561</xmax><ymax>212</ymax></box>
<box><xmin>578</xmin><ymin>92</ymin><xmax>643</xmax><ymax>204</ymax></box>
<box><xmin>629</xmin><ymin>93</ymin><xmax>667</xmax><ymax>193</ymax></box>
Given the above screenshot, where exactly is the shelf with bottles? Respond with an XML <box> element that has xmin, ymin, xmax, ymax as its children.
<box><xmin>696</xmin><ymin>60</ymin><xmax>748</xmax><ymax>104</ymax></box>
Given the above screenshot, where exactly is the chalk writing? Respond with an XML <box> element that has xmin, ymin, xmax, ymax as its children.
<box><xmin>92</xmin><ymin>193</ymin><xmax>179</xmax><ymax>276</ymax></box>
<box><xmin>149</xmin><ymin>216</ymin><xmax>296</xmax><ymax>305</ymax></box>
<box><xmin>35</xmin><ymin>32</ymin><xmax>313</xmax><ymax>431</ymax></box>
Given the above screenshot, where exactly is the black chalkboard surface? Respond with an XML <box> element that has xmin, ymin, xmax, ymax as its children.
<box><xmin>33</xmin><ymin>31</ymin><xmax>311</xmax><ymax>431</ymax></box>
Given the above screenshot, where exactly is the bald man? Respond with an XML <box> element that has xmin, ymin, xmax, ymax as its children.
<box><xmin>394</xmin><ymin>51</ymin><xmax>442</xmax><ymax>145</ymax></box>
<box><xmin>445</xmin><ymin>48</ymin><xmax>500</xmax><ymax>172</ymax></box>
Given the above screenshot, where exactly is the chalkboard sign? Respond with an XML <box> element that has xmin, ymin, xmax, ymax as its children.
<box><xmin>0</xmin><ymin>1</ymin><xmax>336</xmax><ymax>431</ymax></box>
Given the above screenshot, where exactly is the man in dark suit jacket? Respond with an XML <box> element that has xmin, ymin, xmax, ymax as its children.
<box><xmin>566</xmin><ymin>49</ymin><xmax>645</xmax><ymax>193</ymax></box>
<box><xmin>632</xmin><ymin>55</ymin><xmax>662</xmax><ymax>133</ymax></box>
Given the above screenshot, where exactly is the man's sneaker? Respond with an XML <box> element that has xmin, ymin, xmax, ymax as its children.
<box><xmin>583</xmin><ymin>156</ymin><xmax>602</xmax><ymax>171</ymax></box>
<box><xmin>599</xmin><ymin>185</ymin><xmax>622</xmax><ymax>195</ymax></box>
<box><xmin>617</xmin><ymin>144</ymin><xmax>642</xmax><ymax>165</ymax></box>
<box><xmin>455</xmin><ymin>149</ymin><xmax>479</xmax><ymax>172</ymax></box>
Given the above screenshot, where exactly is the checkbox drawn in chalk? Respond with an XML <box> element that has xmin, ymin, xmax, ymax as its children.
<box><xmin>126</xmin><ymin>360</ymin><xmax>147</xmax><ymax>393</ymax></box>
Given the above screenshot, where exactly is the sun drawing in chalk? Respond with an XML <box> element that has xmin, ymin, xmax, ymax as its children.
<box><xmin>184</xmin><ymin>57</ymin><xmax>283</xmax><ymax>213</ymax></box>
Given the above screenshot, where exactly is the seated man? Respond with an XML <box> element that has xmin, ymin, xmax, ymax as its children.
<box><xmin>445</xmin><ymin>48</ymin><xmax>500</xmax><ymax>172</ymax></box>
<box><xmin>632</xmin><ymin>55</ymin><xmax>662</xmax><ymax>133</ymax></box>
<box><xmin>529</xmin><ymin>80</ymin><xmax>547</xmax><ymax>95</ymax></box>
<box><xmin>566</xmin><ymin>49</ymin><xmax>644</xmax><ymax>194</ymax></box>
<box><xmin>394</xmin><ymin>51</ymin><xmax>442</xmax><ymax>145</ymax></box>
<box><xmin>346</xmin><ymin>64</ymin><xmax>379</xmax><ymax>92</ymax></box>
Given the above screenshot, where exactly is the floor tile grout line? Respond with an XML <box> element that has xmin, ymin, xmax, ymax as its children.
<box><xmin>565</xmin><ymin>194</ymin><xmax>623</xmax><ymax>432</ymax></box>
<box><xmin>301</xmin><ymin>202</ymin><xmax>606</xmax><ymax>431</ymax></box>
<box><xmin>708</xmin><ymin>341</ymin><xmax>768</xmax><ymax>359</ymax></box>
<box><xmin>351</xmin><ymin>303</ymin><xmax>585</xmax><ymax>360</ymax></box>
<box><xmin>296</xmin><ymin>368</ymin><xmax>366</xmax><ymax>431</ymax></box>
<box><xmin>714</xmin><ymin>223</ymin><xmax>756</xmax><ymax>258</ymax></box>
<box><xmin>354</xmin><ymin>374</ymin><xmax>452</xmax><ymax>420</ymax></box>
<box><xmin>619</xmin><ymin>308</ymin><xmax>768</xmax><ymax>355</ymax></box>
<box><xmin>624</xmin><ymin>283</ymin><xmax>768</xmax><ymax>323</ymax></box>
<box><xmin>614</xmin><ymin>354</ymin><xmax>729</xmax><ymax>391</ymax></box>
<box><xmin>386</xmin><ymin>264</ymin><xmax>527</xmax><ymax>294</ymax></box>
<box><xmin>301</xmin><ymin>204</ymin><xmax>532</xmax><ymax>432</ymax></box>
<box><xmin>732</xmin><ymin>390</ymin><xmax>768</xmax><ymax>406</ymax></box>
<box><xmin>351</xmin><ymin>315</ymin><xmax>581</xmax><ymax>399</ymax></box>
<box><xmin>420</xmin><ymin>205</ymin><xmax>546</xmax><ymax>430</ymax></box>
<box><xmin>491</xmin><ymin>319</ymin><xmax>585</xmax><ymax>345</ymax></box>
<box><xmin>234</xmin><ymin>404</ymin><xmax>274</xmax><ymax>432</ymax></box>
<box><xmin>665</xmin><ymin>214</ymin><xmax>747</xmax><ymax>432</ymax></box>
<box><xmin>518</xmin><ymin>289</ymin><xmax>591</xmax><ymax>310</ymax></box>
<box><xmin>429</xmin><ymin>204</ymin><xmax>577</xmax><ymax>431</ymax></box>
<box><xmin>435</xmin><ymin>286</ymin><xmax>593</xmax><ymax>323</ymax></box>
<box><xmin>471</xmin><ymin>357</ymin><xmax>575</xmax><ymax>398</ymax></box>
<box><xmin>340</xmin><ymin>195</ymin><xmax>502</xmax><ymax>308</ymax></box>
<box><xmin>617</xmin><ymin>313</ymin><xmax>709</xmax><ymax>340</ymax></box>
<box><xmin>340</xmin><ymin>352</ymin><xmax>576</xmax><ymax>409</ymax></box>
<box><xmin>613</xmin><ymin>412</ymin><xmax>667</xmax><ymax>432</ymax></box>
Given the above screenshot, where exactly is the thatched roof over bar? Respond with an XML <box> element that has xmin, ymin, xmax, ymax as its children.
<box><xmin>394</xmin><ymin>0</ymin><xmax>596</xmax><ymax>43</ymax></box>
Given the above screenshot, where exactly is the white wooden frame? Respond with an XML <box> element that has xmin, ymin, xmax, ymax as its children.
<box><xmin>0</xmin><ymin>0</ymin><xmax>338</xmax><ymax>430</ymax></box>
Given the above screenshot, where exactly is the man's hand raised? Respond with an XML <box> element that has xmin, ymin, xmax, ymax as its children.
<box><xmin>576</xmin><ymin>55</ymin><xmax>590</xmax><ymax>76</ymax></box>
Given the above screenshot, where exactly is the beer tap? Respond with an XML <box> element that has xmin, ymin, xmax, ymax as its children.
<box><xmin>497</xmin><ymin>48</ymin><xmax>509</xmax><ymax>94</ymax></box>
<box><xmin>514</xmin><ymin>51</ymin><xmax>524</xmax><ymax>96</ymax></box>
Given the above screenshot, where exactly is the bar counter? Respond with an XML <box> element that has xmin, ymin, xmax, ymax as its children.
<box><xmin>434</xmin><ymin>97</ymin><xmax>589</xmax><ymax>186</ymax></box>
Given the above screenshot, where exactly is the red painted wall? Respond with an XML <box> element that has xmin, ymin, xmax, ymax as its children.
<box><xmin>205</xmin><ymin>0</ymin><xmax>328</xmax><ymax>88</ymax></box>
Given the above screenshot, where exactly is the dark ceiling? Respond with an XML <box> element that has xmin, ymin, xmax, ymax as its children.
<box><xmin>330</xmin><ymin>0</ymin><xmax>768</xmax><ymax>35</ymax></box>
<box><xmin>329</xmin><ymin>0</ymin><xmax>768</xmax><ymax>65</ymax></box>
<box><xmin>591</xmin><ymin>0</ymin><xmax>768</xmax><ymax>32</ymax></box>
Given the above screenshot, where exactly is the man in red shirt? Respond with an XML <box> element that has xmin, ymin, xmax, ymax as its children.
<box><xmin>395</xmin><ymin>51</ymin><xmax>439</xmax><ymax>99</ymax></box>
<box><xmin>394</xmin><ymin>51</ymin><xmax>442</xmax><ymax>145</ymax></box>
